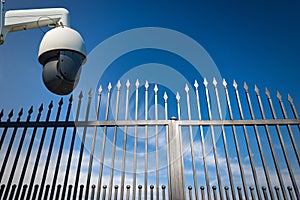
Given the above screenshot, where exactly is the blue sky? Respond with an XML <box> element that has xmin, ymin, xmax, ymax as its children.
<box><xmin>0</xmin><ymin>1</ymin><xmax>299</xmax><ymax>199</ymax></box>
<box><xmin>0</xmin><ymin>1</ymin><xmax>299</xmax><ymax>109</ymax></box>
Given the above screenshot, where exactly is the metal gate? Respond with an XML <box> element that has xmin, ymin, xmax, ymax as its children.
<box><xmin>0</xmin><ymin>78</ymin><xmax>299</xmax><ymax>200</ymax></box>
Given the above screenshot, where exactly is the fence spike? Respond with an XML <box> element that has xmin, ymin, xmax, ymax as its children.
<box><xmin>145</xmin><ymin>80</ymin><xmax>149</xmax><ymax>89</ymax></box>
<box><xmin>176</xmin><ymin>92</ymin><xmax>180</xmax><ymax>102</ymax></box>
<box><xmin>98</xmin><ymin>85</ymin><xmax>103</xmax><ymax>94</ymax></box>
<box><xmin>222</xmin><ymin>79</ymin><xmax>227</xmax><ymax>88</ymax></box>
<box><xmin>254</xmin><ymin>85</ymin><xmax>259</xmax><ymax>94</ymax></box>
<box><xmin>233</xmin><ymin>80</ymin><xmax>238</xmax><ymax>89</ymax></box>
<box><xmin>126</xmin><ymin>80</ymin><xmax>130</xmax><ymax>88</ymax></box>
<box><xmin>135</xmin><ymin>79</ymin><xmax>140</xmax><ymax>88</ymax></box>
<box><xmin>265</xmin><ymin>88</ymin><xmax>271</xmax><ymax>98</ymax></box>
<box><xmin>276</xmin><ymin>91</ymin><xmax>282</xmax><ymax>101</ymax></box>
<box><xmin>244</xmin><ymin>82</ymin><xmax>249</xmax><ymax>92</ymax></box>
<box><xmin>8</xmin><ymin>109</ymin><xmax>13</xmax><ymax>120</ymax></box>
<box><xmin>117</xmin><ymin>80</ymin><xmax>121</xmax><ymax>89</ymax></box>
<box><xmin>163</xmin><ymin>92</ymin><xmax>168</xmax><ymax>101</ymax></box>
<box><xmin>213</xmin><ymin>77</ymin><xmax>217</xmax><ymax>86</ymax></box>
<box><xmin>48</xmin><ymin>100</ymin><xmax>54</xmax><ymax>109</ymax></box>
<box><xmin>79</xmin><ymin>91</ymin><xmax>83</xmax><ymax>99</ymax></box>
<box><xmin>28</xmin><ymin>106</ymin><xmax>33</xmax><ymax>115</ymax></box>
<box><xmin>154</xmin><ymin>84</ymin><xmax>158</xmax><ymax>93</ymax></box>
<box><xmin>88</xmin><ymin>88</ymin><xmax>93</xmax><ymax>97</ymax></box>
<box><xmin>288</xmin><ymin>94</ymin><xmax>293</xmax><ymax>104</ymax></box>
<box><xmin>194</xmin><ymin>80</ymin><xmax>199</xmax><ymax>89</ymax></box>
<box><xmin>185</xmin><ymin>84</ymin><xmax>189</xmax><ymax>92</ymax></box>
<box><xmin>203</xmin><ymin>78</ymin><xmax>208</xmax><ymax>87</ymax></box>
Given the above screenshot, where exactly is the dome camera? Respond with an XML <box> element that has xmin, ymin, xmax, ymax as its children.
<box><xmin>38</xmin><ymin>26</ymin><xmax>87</xmax><ymax>95</ymax></box>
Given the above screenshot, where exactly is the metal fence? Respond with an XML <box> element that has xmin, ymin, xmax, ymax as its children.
<box><xmin>0</xmin><ymin>78</ymin><xmax>299</xmax><ymax>200</ymax></box>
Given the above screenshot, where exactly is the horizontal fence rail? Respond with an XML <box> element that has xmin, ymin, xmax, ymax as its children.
<box><xmin>0</xmin><ymin>78</ymin><xmax>299</xmax><ymax>200</ymax></box>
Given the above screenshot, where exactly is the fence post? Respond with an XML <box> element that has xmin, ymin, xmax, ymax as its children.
<box><xmin>167</xmin><ymin>117</ymin><xmax>186</xmax><ymax>200</ymax></box>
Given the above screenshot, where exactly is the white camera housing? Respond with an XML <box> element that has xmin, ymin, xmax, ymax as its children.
<box><xmin>0</xmin><ymin>7</ymin><xmax>87</xmax><ymax>95</ymax></box>
<box><xmin>38</xmin><ymin>26</ymin><xmax>86</xmax><ymax>95</ymax></box>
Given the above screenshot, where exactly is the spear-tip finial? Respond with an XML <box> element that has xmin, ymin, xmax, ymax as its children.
<box><xmin>108</xmin><ymin>83</ymin><xmax>112</xmax><ymax>91</ymax></box>
<box><xmin>276</xmin><ymin>91</ymin><xmax>282</xmax><ymax>101</ymax></box>
<box><xmin>117</xmin><ymin>80</ymin><xmax>121</xmax><ymax>90</ymax></box>
<box><xmin>288</xmin><ymin>94</ymin><xmax>293</xmax><ymax>104</ymax></box>
<box><xmin>265</xmin><ymin>88</ymin><xmax>271</xmax><ymax>98</ymax></box>
<box><xmin>154</xmin><ymin>84</ymin><xmax>158</xmax><ymax>93</ymax></box>
<box><xmin>176</xmin><ymin>92</ymin><xmax>180</xmax><ymax>102</ymax></box>
<box><xmin>233</xmin><ymin>80</ymin><xmax>238</xmax><ymax>89</ymax></box>
<box><xmin>185</xmin><ymin>84</ymin><xmax>189</xmax><ymax>92</ymax></box>
<box><xmin>203</xmin><ymin>78</ymin><xmax>208</xmax><ymax>87</ymax></box>
<box><xmin>98</xmin><ymin>85</ymin><xmax>103</xmax><ymax>94</ymax></box>
<box><xmin>145</xmin><ymin>80</ymin><xmax>149</xmax><ymax>89</ymax></box>
<box><xmin>163</xmin><ymin>92</ymin><xmax>168</xmax><ymax>102</ymax></box>
<box><xmin>126</xmin><ymin>80</ymin><xmax>130</xmax><ymax>88</ymax></box>
<box><xmin>212</xmin><ymin>77</ymin><xmax>217</xmax><ymax>87</ymax></box>
<box><xmin>222</xmin><ymin>79</ymin><xmax>227</xmax><ymax>88</ymax></box>
<box><xmin>194</xmin><ymin>80</ymin><xmax>199</xmax><ymax>89</ymax></box>
<box><xmin>243</xmin><ymin>82</ymin><xmax>248</xmax><ymax>92</ymax></box>
<box><xmin>135</xmin><ymin>79</ymin><xmax>140</xmax><ymax>88</ymax></box>
<box><xmin>254</xmin><ymin>85</ymin><xmax>260</xmax><ymax>95</ymax></box>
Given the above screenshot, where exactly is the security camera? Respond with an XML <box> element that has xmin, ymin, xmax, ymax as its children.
<box><xmin>38</xmin><ymin>26</ymin><xmax>86</xmax><ymax>95</ymax></box>
<box><xmin>0</xmin><ymin>7</ymin><xmax>87</xmax><ymax>95</ymax></box>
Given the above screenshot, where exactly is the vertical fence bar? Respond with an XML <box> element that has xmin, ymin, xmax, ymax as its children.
<box><xmin>26</xmin><ymin>101</ymin><xmax>53</xmax><ymax>200</ymax></box>
<box><xmin>213</xmin><ymin>78</ymin><xmax>237</xmax><ymax>200</ymax></box>
<box><xmin>73</xmin><ymin>90</ymin><xmax>93</xmax><ymax>200</ymax></box>
<box><xmin>0</xmin><ymin>109</ymin><xmax>13</xmax><ymax>150</ymax></box>
<box><xmin>32</xmin><ymin>185</ymin><xmax>39</xmax><ymax>200</ymax></box>
<box><xmin>233</xmin><ymin>81</ymin><xmax>262</xmax><ymax>200</ymax></box>
<box><xmin>61</xmin><ymin>93</ymin><xmax>82</xmax><ymax>200</ymax></box>
<box><xmin>288</xmin><ymin>186</ymin><xmax>295</xmax><ymax>200</ymax></box>
<box><xmin>262</xmin><ymin>186</ymin><xmax>268</xmax><ymax>200</ymax></box>
<box><xmin>154</xmin><ymin>84</ymin><xmax>160</xmax><ymax>200</ymax></box>
<box><xmin>267</xmin><ymin>90</ymin><xmax>300</xmax><ymax>199</ymax></box>
<box><xmin>38</xmin><ymin>98</ymin><xmax>63</xmax><ymax>200</ymax></box>
<box><xmin>50</xmin><ymin>96</ymin><xmax>72</xmax><ymax>200</ymax></box>
<box><xmin>185</xmin><ymin>84</ymin><xmax>199</xmax><ymax>200</ymax></box>
<box><xmin>244</xmin><ymin>83</ymin><xmax>274</xmax><ymax>199</ymax></box>
<box><xmin>212</xmin><ymin>186</ymin><xmax>217</xmax><ymax>200</ymax></box>
<box><xmin>150</xmin><ymin>185</ymin><xmax>154</xmax><ymax>200</ymax></box>
<box><xmin>255</xmin><ymin>86</ymin><xmax>288</xmax><ymax>199</ymax></box>
<box><xmin>224</xmin><ymin>186</ymin><xmax>230</xmax><ymax>200</ymax></box>
<box><xmin>79</xmin><ymin>185</ymin><xmax>84</xmax><ymax>200</ymax></box>
<box><xmin>55</xmin><ymin>185</ymin><xmax>62</xmax><ymax>200</ymax></box>
<box><xmin>274</xmin><ymin>186</ymin><xmax>282</xmax><ymax>200</ymax></box>
<box><xmin>91</xmin><ymin>185</ymin><xmax>95</xmax><ymax>200</ymax></box>
<box><xmin>3</xmin><ymin>106</ymin><xmax>32</xmax><ymax>199</ymax></box>
<box><xmin>44</xmin><ymin>185</ymin><xmax>50</xmax><ymax>200</ymax></box>
<box><xmin>203</xmin><ymin>78</ymin><xmax>224</xmax><ymax>200</ymax></box>
<box><xmin>67</xmin><ymin>185</ymin><xmax>73</xmax><ymax>200</ymax></box>
<box><xmin>277</xmin><ymin>92</ymin><xmax>300</xmax><ymax>164</ymax></box>
<box><xmin>114</xmin><ymin>185</ymin><xmax>119</xmax><ymax>200</ymax></box>
<box><xmin>14</xmin><ymin>104</ymin><xmax>42</xmax><ymax>200</ymax></box>
<box><xmin>102</xmin><ymin>185</ymin><xmax>107</xmax><ymax>200</ymax></box>
<box><xmin>223</xmin><ymin>79</ymin><xmax>249</xmax><ymax>199</ymax></box>
<box><xmin>138</xmin><ymin>185</ymin><xmax>142</xmax><ymax>200</ymax></box>
<box><xmin>188</xmin><ymin>186</ymin><xmax>193</xmax><ymax>200</ymax></box>
<box><xmin>237</xmin><ymin>186</ymin><xmax>243</xmax><ymax>200</ymax></box>
<box><xmin>0</xmin><ymin>185</ymin><xmax>5</xmax><ymax>200</ymax></box>
<box><xmin>96</xmin><ymin>84</ymin><xmax>112</xmax><ymax>200</ymax></box>
<box><xmin>164</xmin><ymin>92</ymin><xmax>172</xmax><ymax>200</ymax></box>
<box><xmin>144</xmin><ymin>81</ymin><xmax>149</xmax><ymax>200</ymax></box>
<box><xmin>162</xmin><ymin>185</ymin><xmax>166</xmax><ymax>200</ymax></box>
<box><xmin>126</xmin><ymin>185</ymin><xmax>131</xmax><ymax>200</ymax></box>
<box><xmin>194</xmin><ymin>80</ymin><xmax>211</xmax><ymax>200</ymax></box>
<box><xmin>0</xmin><ymin>109</ymin><xmax>22</xmax><ymax>182</ymax></box>
<box><xmin>133</xmin><ymin>79</ymin><xmax>139</xmax><ymax>200</ymax></box>
<box><xmin>108</xmin><ymin>81</ymin><xmax>121</xmax><ymax>200</ymax></box>
<box><xmin>249</xmin><ymin>187</ymin><xmax>256</xmax><ymax>200</ymax></box>
<box><xmin>120</xmin><ymin>80</ymin><xmax>130</xmax><ymax>200</ymax></box>
<box><xmin>85</xmin><ymin>86</ymin><xmax>102</xmax><ymax>200</ymax></box>
<box><xmin>200</xmin><ymin>186</ymin><xmax>205</xmax><ymax>200</ymax></box>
